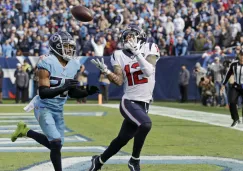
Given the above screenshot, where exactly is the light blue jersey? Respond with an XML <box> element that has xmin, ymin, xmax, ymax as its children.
<box><xmin>31</xmin><ymin>54</ymin><xmax>80</xmax><ymax>143</ymax></box>
<box><xmin>36</xmin><ymin>54</ymin><xmax>80</xmax><ymax>111</ymax></box>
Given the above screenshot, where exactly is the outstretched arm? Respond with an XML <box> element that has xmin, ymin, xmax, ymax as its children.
<box><xmin>38</xmin><ymin>69</ymin><xmax>79</xmax><ymax>99</ymax></box>
<box><xmin>91</xmin><ymin>58</ymin><xmax>124</xmax><ymax>86</ymax></box>
<box><xmin>68</xmin><ymin>85</ymin><xmax>99</xmax><ymax>98</ymax></box>
<box><xmin>107</xmin><ymin>65</ymin><xmax>124</xmax><ymax>86</ymax></box>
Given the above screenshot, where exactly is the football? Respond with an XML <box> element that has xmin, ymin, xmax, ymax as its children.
<box><xmin>71</xmin><ymin>6</ymin><xmax>93</xmax><ymax>22</ymax></box>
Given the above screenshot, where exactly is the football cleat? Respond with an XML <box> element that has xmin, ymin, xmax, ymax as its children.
<box><xmin>11</xmin><ymin>121</ymin><xmax>30</xmax><ymax>142</ymax></box>
<box><xmin>231</xmin><ymin>119</ymin><xmax>240</xmax><ymax>128</ymax></box>
<box><xmin>128</xmin><ymin>157</ymin><xmax>140</xmax><ymax>171</ymax></box>
<box><xmin>89</xmin><ymin>155</ymin><xmax>103</xmax><ymax>171</ymax></box>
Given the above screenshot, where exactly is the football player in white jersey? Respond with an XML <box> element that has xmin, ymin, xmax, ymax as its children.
<box><xmin>89</xmin><ymin>24</ymin><xmax>160</xmax><ymax>171</ymax></box>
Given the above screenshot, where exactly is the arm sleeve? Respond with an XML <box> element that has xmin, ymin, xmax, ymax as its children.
<box><xmin>136</xmin><ymin>53</ymin><xmax>154</xmax><ymax>77</ymax></box>
<box><xmin>39</xmin><ymin>86</ymin><xmax>66</xmax><ymax>99</ymax></box>
<box><xmin>68</xmin><ymin>88</ymin><xmax>88</xmax><ymax>98</ymax></box>
<box><xmin>222</xmin><ymin>63</ymin><xmax>234</xmax><ymax>85</ymax></box>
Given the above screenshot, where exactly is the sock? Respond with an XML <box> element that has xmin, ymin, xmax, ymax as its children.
<box><xmin>131</xmin><ymin>156</ymin><xmax>140</xmax><ymax>160</ymax></box>
<box><xmin>50</xmin><ymin>141</ymin><xmax>62</xmax><ymax>171</ymax></box>
<box><xmin>99</xmin><ymin>157</ymin><xmax>104</xmax><ymax>164</ymax></box>
<box><xmin>132</xmin><ymin>122</ymin><xmax>152</xmax><ymax>158</ymax></box>
<box><xmin>27</xmin><ymin>130</ymin><xmax>50</xmax><ymax>149</ymax></box>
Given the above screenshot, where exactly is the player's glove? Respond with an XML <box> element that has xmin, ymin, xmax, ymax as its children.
<box><xmin>63</xmin><ymin>79</ymin><xmax>80</xmax><ymax>90</ymax></box>
<box><xmin>91</xmin><ymin>58</ymin><xmax>111</xmax><ymax>75</ymax></box>
<box><xmin>86</xmin><ymin>85</ymin><xmax>100</xmax><ymax>95</ymax></box>
<box><xmin>124</xmin><ymin>38</ymin><xmax>142</xmax><ymax>56</ymax></box>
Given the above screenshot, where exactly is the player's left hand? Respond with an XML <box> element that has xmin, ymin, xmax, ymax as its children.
<box><xmin>124</xmin><ymin>38</ymin><xmax>142</xmax><ymax>56</ymax></box>
<box><xmin>91</xmin><ymin>58</ymin><xmax>111</xmax><ymax>75</ymax></box>
<box><xmin>86</xmin><ymin>85</ymin><xmax>99</xmax><ymax>95</ymax></box>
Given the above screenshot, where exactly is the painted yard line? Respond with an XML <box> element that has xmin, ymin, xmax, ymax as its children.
<box><xmin>0</xmin><ymin>146</ymin><xmax>107</xmax><ymax>153</ymax></box>
<box><xmin>0</xmin><ymin>112</ymin><xmax>106</xmax><ymax>116</ymax></box>
<box><xmin>0</xmin><ymin>124</ymin><xmax>40</xmax><ymax>130</ymax></box>
<box><xmin>21</xmin><ymin>156</ymin><xmax>243</xmax><ymax>171</ymax></box>
<box><xmin>103</xmin><ymin>104</ymin><xmax>243</xmax><ymax>131</ymax></box>
<box><xmin>0</xmin><ymin>104</ymin><xmax>102</xmax><ymax>107</ymax></box>
<box><xmin>0</xmin><ymin>119</ymin><xmax>37</xmax><ymax>123</ymax></box>
<box><xmin>0</xmin><ymin>135</ymin><xmax>88</xmax><ymax>146</ymax></box>
<box><xmin>0</xmin><ymin>129</ymin><xmax>69</xmax><ymax>134</ymax></box>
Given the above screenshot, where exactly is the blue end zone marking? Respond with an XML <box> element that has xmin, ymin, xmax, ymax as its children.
<box><xmin>74</xmin><ymin>134</ymin><xmax>93</xmax><ymax>142</ymax></box>
<box><xmin>20</xmin><ymin>156</ymin><xmax>243</xmax><ymax>171</ymax></box>
<box><xmin>64</xmin><ymin>126</ymin><xmax>73</xmax><ymax>133</ymax></box>
<box><xmin>0</xmin><ymin>146</ymin><xmax>107</xmax><ymax>153</ymax></box>
<box><xmin>0</xmin><ymin>112</ymin><xmax>107</xmax><ymax>118</ymax></box>
<box><xmin>0</xmin><ymin>135</ymin><xmax>91</xmax><ymax>147</ymax></box>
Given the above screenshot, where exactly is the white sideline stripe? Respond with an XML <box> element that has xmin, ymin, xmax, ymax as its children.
<box><xmin>0</xmin><ymin>120</ymin><xmax>37</xmax><ymax>123</ymax></box>
<box><xmin>0</xmin><ymin>129</ymin><xmax>69</xmax><ymax>134</ymax></box>
<box><xmin>102</xmin><ymin>104</ymin><xmax>243</xmax><ymax>131</ymax></box>
<box><xmin>0</xmin><ymin>146</ymin><xmax>106</xmax><ymax>151</ymax></box>
<box><xmin>0</xmin><ymin>129</ymin><xmax>41</xmax><ymax>134</ymax></box>
<box><xmin>0</xmin><ymin>125</ymin><xmax>39</xmax><ymax>129</ymax></box>
<box><xmin>0</xmin><ymin>115</ymin><xmax>34</xmax><ymax>118</ymax></box>
<box><xmin>0</xmin><ymin>112</ymin><xmax>105</xmax><ymax>116</ymax></box>
<box><xmin>0</xmin><ymin>136</ymin><xmax>86</xmax><ymax>141</ymax></box>
<box><xmin>0</xmin><ymin>135</ymin><xmax>87</xmax><ymax>145</ymax></box>
<box><xmin>22</xmin><ymin>156</ymin><xmax>243</xmax><ymax>171</ymax></box>
<box><xmin>0</xmin><ymin>104</ymin><xmax>102</xmax><ymax>107</ymax></box>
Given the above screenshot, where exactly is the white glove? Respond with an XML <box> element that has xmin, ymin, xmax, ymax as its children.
<box><xmin>124</xmin><ymin>38</ymin><xmax>142</xmax><ymax>56</ymax></box>
<box><xmin>91</xmin><ymin>58</ymin><xmax>111</xmax><ymax>75</ymax></box>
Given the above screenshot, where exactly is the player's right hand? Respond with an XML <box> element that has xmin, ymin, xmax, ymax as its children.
<box><xmin>63</xmin><ymin>79</ymin><xmax>80</xmax><ymax>90</ymax></box>
<box><xmin>91</xmin><ymin>58</ymin><xmax>111</xmax><ymax>75</ymax></box>
<box><xmin>124</xmin><ymin>38</ymin><xmax>142</xmax><ymax>56</ymax></box>
<box><xmin>87</xmin><ymin>85</ymin><xmax>99</xmax><ymax>95</ymax></box>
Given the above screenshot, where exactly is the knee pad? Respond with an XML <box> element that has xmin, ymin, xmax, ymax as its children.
<box><xmin>139</xmin><ymin>122</ymin><xmax>152</xmax><ymax>133</ymax></box>
<box><xmin>50</xmin><ymin>140</ymin><xmax>62</xmax><ymax>152</ymax></box>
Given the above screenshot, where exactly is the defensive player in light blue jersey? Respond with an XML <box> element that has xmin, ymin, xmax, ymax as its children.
<box><xmin>11</xmin><ymin>31</ymin><xmax>99</xmax><ymax>171</ymax></box>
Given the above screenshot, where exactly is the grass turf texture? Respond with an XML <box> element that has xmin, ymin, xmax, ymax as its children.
<box><xmin>0</xmin><ymin>103</ymin><xmax>242</xmax><ymax>171</ymax></box>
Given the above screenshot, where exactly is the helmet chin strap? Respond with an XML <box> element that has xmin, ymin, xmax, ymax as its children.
<box><xmin>62</xmin><ymin>43</ymin><xmax>78</xmax><ymax>61</ymax></box>
<box><xmin>49</xmin><ymin>45</ymin><xmax>73</xmax><ymax>61</ymax></box>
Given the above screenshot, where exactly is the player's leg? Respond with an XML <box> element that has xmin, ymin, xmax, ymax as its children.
<box><xmin>51</xmin><ymin>113</ymin><xmax>65</xmax><ymax>171</ymax></box>
<box><xmin>38</xmin><ymin>109</ymin><xmax>63</xmax><ymax>171</ymax></box>
<box><xmin>101</xmin><ymin>120</ymin><xmax>137</xmax><ymax>162</ymax></box>
<box><xmin>120</xmin><ymin>99</ymin><xmax>152</xmax><ymax>171</ymax></box>
<box><xmin>89</xmin><ymin>119</ymin><xmax>137</xmax><ymax>171</ymax></box>
<box><xmin>11</xmin><ymin>104</ymin><xmax>51</xmax><ymax>148</ymax></box>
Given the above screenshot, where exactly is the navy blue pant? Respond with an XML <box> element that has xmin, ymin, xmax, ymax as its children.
<box><xmin>120</xmin><ymin>98</ymin><xmax>151</xmax><ymax>126</ymax></box>
<box><xmin>101</xmin><ymin>98</ymin><xmax>152</xmax><ymax>162</ymax></box>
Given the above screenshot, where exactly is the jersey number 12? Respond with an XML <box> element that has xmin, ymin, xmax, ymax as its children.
<box><xmin>124</xmin><ymin>62</ymin><xmax>148</xmax><ymax>86</ymax></box>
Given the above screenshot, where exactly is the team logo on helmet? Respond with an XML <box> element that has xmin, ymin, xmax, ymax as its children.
<box><xmin>49</xmin><ymin>31</ymin><xmax>76</xmax><ymax>61</ymax></box>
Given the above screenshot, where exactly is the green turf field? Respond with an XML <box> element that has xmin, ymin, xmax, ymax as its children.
<box><xmin>0</xmin><ymin>101</ymin><xmax>242</xmax><ymax>171</ymax></box>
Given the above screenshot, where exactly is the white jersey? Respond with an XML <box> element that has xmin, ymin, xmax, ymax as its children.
<box><xmin>110</xmin><ymin>42</ymin><xmax>160</xmax><ymax>103</ymax></box>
